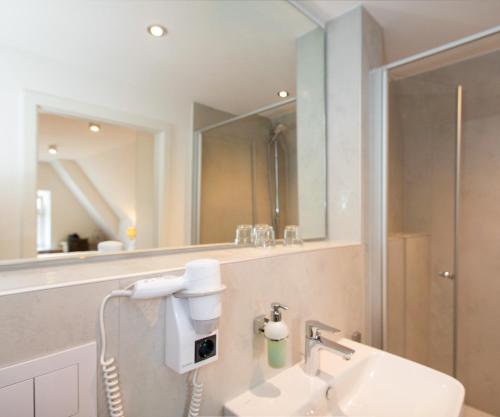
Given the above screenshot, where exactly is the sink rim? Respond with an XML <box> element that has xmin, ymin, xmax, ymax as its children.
<box><xmin>316</xmin><ymin>341</ymin><xmax>465</xmax><ymax>417</ymax></box>
<box><xmin>224</xmin><ymin>338</ymin><xmax>465</xmax><ymax>417</ymax></box>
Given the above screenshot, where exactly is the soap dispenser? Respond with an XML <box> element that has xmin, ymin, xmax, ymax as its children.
<box><xmin>264</xmin><ymin>303</ymin><xmax>289</xmax><ymax>368</ymax></box>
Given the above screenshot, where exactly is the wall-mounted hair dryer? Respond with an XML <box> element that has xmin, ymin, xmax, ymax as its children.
<box><xmin>98</xmin><ymin>258</ymin><xmax>225</xmax><ymax>417</ymax></box>
<box><xmin>129</xmin><ymin>258</ymin><xmax>224</xmax><ymax>373</ymax></box>
<box><xmin>130</xmin><ymin>259</ymin><xmax>224</xmax><ymax>374</ymax></box>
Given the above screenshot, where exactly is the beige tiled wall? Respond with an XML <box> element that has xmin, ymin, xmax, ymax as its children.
<box><xmin>387</xmin><ymin>236</ymin><xmax>406</xmax><ymax>356</ymax></box>
<box><xmin>0</xmin><ymin>245</ymin><xmax>363</xmax><ymax>416</ymax></box>
<box><xmin>404</xmin><ymin>234</ymin><xmax>430</xmax><ymax>364</ymax></box>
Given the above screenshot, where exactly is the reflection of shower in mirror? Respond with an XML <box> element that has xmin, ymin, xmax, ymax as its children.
<box><xmin>268</xmin><ymin>123</ymin><xmax>289</xmax><ymax>237</ymax></box>
<box><xmin>195</xmin><ymin>99</ymin><xmax>302</xmax><ymax>244</ymax></box>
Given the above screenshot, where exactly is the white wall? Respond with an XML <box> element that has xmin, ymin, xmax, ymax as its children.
<box><xmin>78</xmin><ymin>133</ymin><xmax>156</xmax><ymax>248</ymax></box>
<box><xmin>78</xmin><ymin>143</ymin><xmax>136</xmax><ymax>240</ymax></box>
<box><xmin>37</xmin><ymin>162</ymin><xmax>103</xmax><ymax>250</ymax></box>
<box><xmin>0</xmin><ymin>45</ymin><xmax>190</xmax><ymax>260</ymax></box>
<box><xmin>51</xmin><ymin>159</ymin><xmax>120</xmax><ymax>242</ymax></box>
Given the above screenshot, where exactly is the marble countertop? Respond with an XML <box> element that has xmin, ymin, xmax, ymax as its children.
<box><xmin>0</xmin><ymin>241</ymin><xmax>359</xmax><ymax>296</ymax></box>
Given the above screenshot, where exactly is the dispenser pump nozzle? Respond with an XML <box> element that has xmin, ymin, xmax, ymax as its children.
<box><xmin>270</xmin><ymin>303</ymin><xmax>288</xmax><ymax>322</ymax></box>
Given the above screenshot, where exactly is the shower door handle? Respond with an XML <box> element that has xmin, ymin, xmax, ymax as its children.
<box><xmin>438</xmin><ymin>271</ymin><xmax>455</xmax><ymax>280</ymax></box>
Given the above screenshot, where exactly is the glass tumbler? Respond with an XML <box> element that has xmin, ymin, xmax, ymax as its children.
<box><xmin>253</xmin><ymin>224</ymin><xmax>275</xmax><ymax>248</ymax></box>
<box><xmin>283</xmin><ymin>225</ymin><xmax>303</xmax><ymax>246</ymax></box>
<box><xmin>234</xmin><ymin>224</ymin><xmax>253</xmax><ymax>246</ymax></box>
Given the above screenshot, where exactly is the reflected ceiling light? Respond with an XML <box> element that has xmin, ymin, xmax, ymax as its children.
<box><xmin>277</xmin><ymin>90</ymin><xmax>289</xmax><ymax>98</ymax></box>
<box><xmin>89</xmin><ymin>123</ymin><xmax>101</xmax><ymax>133</ymax></box>
<box><xmin>48</xmin><ymin>145</ymin><xmax>57</xmax><ymax>155</ymax></box>
<box><xmin>147</xmin><ymin>24</ymin><xmax>167</xmax><ymax>37</ymax></box>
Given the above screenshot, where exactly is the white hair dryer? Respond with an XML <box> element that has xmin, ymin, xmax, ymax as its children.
<box><xmin>130</xmin><ymin>259</ymin><xmax>224</xmax><ymax>373</ymax></box>
<box><xmin>98</xmin><ymin>258</ymin><xmax>224</xmax><ymax>417</ymax></box>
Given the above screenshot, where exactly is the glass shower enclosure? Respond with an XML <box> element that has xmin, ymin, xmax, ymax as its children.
<box><xmin>193</xmin><ymin>100</ymin><xmax>298</xmax><ymax>244</ymax></box>
<box><xmin>385</xmin><ymin>32</ymin><xmax>500</xmax><ymax>416</ymax></box>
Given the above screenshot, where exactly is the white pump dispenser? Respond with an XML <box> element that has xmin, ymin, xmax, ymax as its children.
<box><xmin>264</xmin><ymin>303</ymin><xmax>289</xmax><ymax>369</ymax></box>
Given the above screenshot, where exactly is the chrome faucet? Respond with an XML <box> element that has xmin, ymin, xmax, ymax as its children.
<box><xmin>304</xmin><ymin>320</ymin><xmax>355</xmax><ymax>375</ymax></box>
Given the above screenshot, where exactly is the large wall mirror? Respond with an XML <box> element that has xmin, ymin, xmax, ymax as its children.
<box><xmin>0</xmin><ymin>1</ymin><xmax>326</xmax><ymax>265</ymax></box>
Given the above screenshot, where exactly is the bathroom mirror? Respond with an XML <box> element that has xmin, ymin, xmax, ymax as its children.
<box><xmin>0</xmin><ymin>0</ymin><xmax>326</xmax><ymax>265</ymax></box>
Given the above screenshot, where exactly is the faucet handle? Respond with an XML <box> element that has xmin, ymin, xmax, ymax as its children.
<box><xmin>305</xmin><ymin>320</ymin><xmax>341</xmax><ymax>338</ymax></box>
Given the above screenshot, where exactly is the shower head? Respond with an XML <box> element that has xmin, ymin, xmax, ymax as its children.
<box><xmin>273</xmin><ymin>123</ymin><xmax>287</xmax><ymax>135</ymax></box>
<box><xmin>270</xmin><ymin>123</ymin><xmax>288</xmax><ymax>143</ymax></box>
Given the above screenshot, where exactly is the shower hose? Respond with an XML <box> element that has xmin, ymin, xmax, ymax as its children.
<box><xmin>98</xmin><ymin>289</ymin><xmax>204</xmax><ymax>417</ymax></box>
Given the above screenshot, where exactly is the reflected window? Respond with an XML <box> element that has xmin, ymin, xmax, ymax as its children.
<box><xmin>36</xmin><ymin>190</ymin><xmax>51</xmax><ymax>251</ymax></box>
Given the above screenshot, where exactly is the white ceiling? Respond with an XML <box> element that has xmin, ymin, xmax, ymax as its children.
<box><xmin>295</xmin><ymin>0</ymin><xmax>500</xmax><ymax>63</ymax></box>
<box><xmin>0</xmin><ymin>1</ymin><xmax>316</xmax><ymax>115</ymax></box>
<box><xmin>3</xmin><ymin>1</ymin><xmax>497</xmax><ymax>118</ymax></box>
<box><xmin>38</xmin><ymin>113</ymin><xmax>140</xmax><ymax>161</ymax></box>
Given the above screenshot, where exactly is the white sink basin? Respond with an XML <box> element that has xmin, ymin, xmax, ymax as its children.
<box><xmin>224</xmin><ymin>339</ymin><xmax>464</xmax><ymax>417</ymax></box>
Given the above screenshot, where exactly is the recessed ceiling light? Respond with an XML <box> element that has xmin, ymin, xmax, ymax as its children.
<box><xmin>147</xmin><ymin>24</ymin><xmax>167</xmax><ymax>38</ymax></box>
<box><xmin>277</xmin><ymin>90</ymin><xmax>289</xmax><ymax>98</ymax></box>
<box><xmin>89</xmin><ymin>123</ymin><xmax>101</xmax><ymax>133</ymax></box>
<box><xmin>48</xmin><ymin>145</ymin><xmax>57</xmax><ymax>155</ymax></box>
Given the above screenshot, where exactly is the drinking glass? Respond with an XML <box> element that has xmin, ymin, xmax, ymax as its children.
<box><xmin>283</xmin><ymin>225</ymin><xmax>303</xmax><ymax>246</ymax></box>
<box><xmin>234</xmin><ymin>224</ymin><xmax>253</xmax><ymax>246</ymax></box>
<box><xmin>253</xmin><ymin>224</ymin><xmax>275</xmax><ymax>248</ymax></box>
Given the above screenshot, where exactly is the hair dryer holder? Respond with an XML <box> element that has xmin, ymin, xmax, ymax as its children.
<box><xmin>174</xmin><ymin>286</ymin><xmax>226</xmax><ymax>298</ymax></box>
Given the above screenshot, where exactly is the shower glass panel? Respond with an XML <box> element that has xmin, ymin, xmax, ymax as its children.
<box><xmin>387</xmin><ymin>41</ymin><xmax>500</xmax><ymax>416</ymax></box>
<box><xmin>387</xmin><ymin>75</ymin><xmax>457</xmax><ymax>375</ymax></box>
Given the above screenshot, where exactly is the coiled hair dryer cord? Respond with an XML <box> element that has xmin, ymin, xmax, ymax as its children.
<box><xmin>99</xmin><ymin>289</ymin><xmax>205</xmax><ymax>417</ymax></box>
<box><xmin>99</xmin><ymin>290</ymin><xmax>132</xmax><ymax>417</ymax></box>
<box><xmin>187</xmin><ymin>368</ymin><xmax>204</xmax><ymax>417</ymax></box>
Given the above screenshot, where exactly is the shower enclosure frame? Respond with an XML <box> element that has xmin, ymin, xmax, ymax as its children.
<box><xmin>191</xmin><ymin>98</ymin><xmax>296</xmax><ymax>245</ymax></box>
<box><xmin>368</xmin><ymin>25</ymin><xmax>500</xmax><ymax>368</ymax></box>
